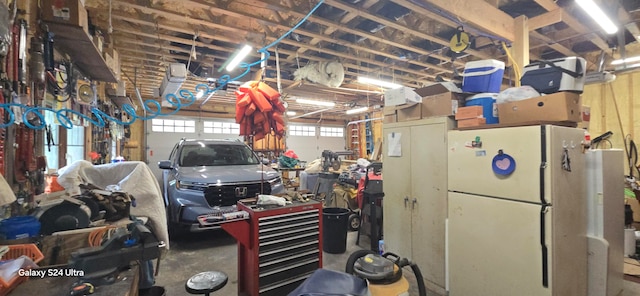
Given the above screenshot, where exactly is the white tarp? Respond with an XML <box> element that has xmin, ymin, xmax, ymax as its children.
<box><xmin>58</xmin><ymin>160</ymin><xmax>169</xmax><ymax>249</ymax></box>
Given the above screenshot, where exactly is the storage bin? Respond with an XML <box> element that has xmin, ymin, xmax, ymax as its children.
<box><xmin>0</xmin><ymin>216</ymin><xmax>41</xmax><ymax>240</ymax></box>
<box><xmin>520</xmin><ymin>56</ymin><xmax>586</xmax><ymax>94</ymax></box>
<box><xmin>466</xmin><ymin>93</ymin><xmax>499</xmax><ymax>124</ymax></box>
<box><xmin>0</xmin><ymin>244</ymin><xmax>45</xmax><ymax>296</ymax></box>
<box><xmin>462</xmin><ymin>59</ymin><xmax>505</xmax><ymax>93</ymax></box>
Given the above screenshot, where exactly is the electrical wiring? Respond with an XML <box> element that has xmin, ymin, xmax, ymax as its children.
<box><xmin>1</xmin><ymin>0</ymin><xmax>325</xmax><ymax>130</ymax></box>
<box><xmin>88</xmin><ymin>226</ymin><xmax>118</xmax><ymax>247</ymax></box>
<box><xmin>501</xmin><ymin>42</ymin><xmax>521</xmax><ymax>86</ymax></box>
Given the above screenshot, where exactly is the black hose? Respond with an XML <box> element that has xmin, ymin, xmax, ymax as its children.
<box><xmin>409</xmin><ymin>262</ymin><xmax>427</xmax><ymax>296</ymax></box>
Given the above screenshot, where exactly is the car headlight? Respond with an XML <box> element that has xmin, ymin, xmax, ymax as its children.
<box><xmin>176</xmin><ymin>180</ymin><xmax>207</xmax><ymax>191</ymax></box>
<box><xmin>267</xmin><ymin>176</ymin><xmax>282</xmax><ymax>186</ymax></box>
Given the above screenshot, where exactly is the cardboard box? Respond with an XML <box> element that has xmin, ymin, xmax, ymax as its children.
<box><xmin>384</xmin><ymin>114</ymin><xmax>397</xmax><ymax>123</ymax></box>
<box><xmin>457</xmin><ymin>117</ymin><xmax>486</xmax><ymax>128</ymax></box>
<box><xmin>42</xmin><ymin>0</ymin><xmax>88</xmax><ymax>32</ymax></box>
<box><xmin>497</xmin><ymin>92</ymin><xmax>582</xmax><ymax>124</ymax></box>
<box><xmin>397</xmin><ymin>104</ymin><xmax>422</xmax><ymax>122</ymax></box>
<box><xmin>455</xmin><ymin>106</ymin><xmax>483</xmax><ymax>120</ymax></box>
<box><xmin>384</xmin><ymin>87</ymin><xmax>422</xmax><ymax>106</ymax></box>
<box><xmin>415</xmin><ymin>82</ymin><xmax>467</xmax><ymax>118</ymax></box>
<box><xmin>104</xmin><ymin>48</ymin><xmax>121</xmax><ymax>80</ymax></box>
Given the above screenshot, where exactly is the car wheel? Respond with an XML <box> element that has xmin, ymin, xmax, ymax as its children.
<box><xmin>166</xmin><ymin>206</ymin><xmax>185</xmax><ymax>240</ymax></box>
<box><xmin>348</xmin><ymin>213</ymin><xmax>361</xmax><ymax>231</ymax></box>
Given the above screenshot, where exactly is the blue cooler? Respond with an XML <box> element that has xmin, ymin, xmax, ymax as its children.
<box><xmin>462</xmin><ymin>59</ymin><xmax>505</xmax><ymax>93</ymax></box>
<box><xmin>466</xmin><ymin>93</ymin><xmax>499</xmax><ymax>124</ymax></box>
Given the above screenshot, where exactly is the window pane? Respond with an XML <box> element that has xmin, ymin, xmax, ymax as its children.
<box><xmin>164</xmin><ymin>126</ymin><xmax>174</xmax><ymax>132</ymax></box>
<box><xmin>185</xmin><ymin>121</ymin><xmax>195</xmax><ymax>126</ymax></box>
<box><xmin>175</xmin><ymin>126</ymin><xmax>185</xmax><ymax>133</ymax></box>
<box><xmin>204</xmin><ymin>121</ymin><xmax>212</xmax><ymax>127</ymax></box>
<box><xmin>152</xmin><ymin>125</ymin><xmax>163</xmax><ymax>132</ymax></box>
<box><xmin>185</xmin><ymin>127</ymin><xmax>195</xmax><ymax>133</ymax></box>
<box><xmin>174</xmin><ymin>120</ymin><xmax>184</xmax><ymax>126</ymax></box>
<box><xmin>213</xmin><ymin>122</ymin><xmax>222</xmax><ymax>127</ymax></box>
<box><xmin>213</xmin><ymin>128</ymin><xmax>222</xmax><ymax>134</ymax></box>
<box><xmin>152</xmin><ymin>119</ymin><xmax>163</xmax><ymax>125</ymax></box>
<box><xmin>164</xmin><ymin>120</ymin><xmax>174</xmax><ymax>126</ymax></box>
<box><xmin>203</xmin><ymin>127</ymin><xmax>213</xmax><ymax>134</ymax></box>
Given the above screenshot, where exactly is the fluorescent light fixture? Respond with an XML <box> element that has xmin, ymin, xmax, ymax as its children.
<box><xmin>611</xmin><ymin>55</ymin><xmax>640</xmax><ymax>65</ymax></box>
<box><xmin>295</xmin><ymin>98</ymin><xmax>336</xmax><ymax>107</ymax></box>
<box><xmin>346</xmin><ymin>106</ymin><xmax>369</xmax><ymax>115</ymax></box>
<box><xmin>575</xmin><ymin>0</ymin><xmax>618</xmax><ymax>34</ymax></box>
<box><xmin>286</xmin><ymin>111</ymin><xmax>296</xmax><ymax>116</ymax></box>
<box><xmin>195</xmin><ymin>90</ymin><xmax>205</xmax><ymax>99</ymax></box>
<box><xmin>357</xmin><ymin>76</ymin><xmax>403</xmax><ymax>89</ymax></box>
<box><xmin>225</xmin><ymin>45</ymin><xmax>253</xmax><ymax>71</ymax></box>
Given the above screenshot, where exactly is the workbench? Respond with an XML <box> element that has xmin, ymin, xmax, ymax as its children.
<box><xmin>11</xmin><ymin>264</ymin><xmax>139</xmax><ymax>295</ymax></box>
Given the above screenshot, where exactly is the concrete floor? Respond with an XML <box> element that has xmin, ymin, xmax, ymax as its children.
<box><xmin>151</xmin><ymin>229</ymin><xmax>423</xmax><ymax>295</ymax></box>
<box><xmin>152</xmin><ymin>230</ymin><xmax>640</xmax><ymax>296</ymax></box>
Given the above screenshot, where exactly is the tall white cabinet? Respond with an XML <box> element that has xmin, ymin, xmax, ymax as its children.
<box><xmin>382</xmin><ymin>117</ymin><xmax>454</xmax><ymax>294</ymax></box>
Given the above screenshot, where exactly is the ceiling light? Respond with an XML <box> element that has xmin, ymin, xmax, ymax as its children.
<box><xmin>575</xmin><ymin>0</ymin><xmax>618</xmax><ymax>34</ymax></box>
<box><xmin>225</xmin><ymin>44</ymin><xmax>253</xmax><ymax>71</ymax></box>
<box><xmin>357</xmin><ymin>76</ymin><xmax>403</xmax><ymax>89</ymax></box>
<box><xmin>295</xmin><ymin>98</ymin><xmax>336</xmax><ymax>107</ymax></box>
<box><xmin>611</xmin><ymin>55</ymin><xmax>640</xmax><ymax>65</ymax></box>
<box><xmin>286</xmin><ymin>111</ymin><xmax>296</xmax><ymax>116</ymax></box>
<box><xmin>195</xmin><ymin>90</ymin><xmax>205</xmax><ymax>99</ymax></box>
<box><xmin>346</xmin><ymin>106</ymin><xmax>369</xmax><ymax>115</ymax></box>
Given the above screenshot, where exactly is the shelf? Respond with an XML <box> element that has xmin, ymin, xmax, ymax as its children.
<box><xmin>45</xmin><ymin>22</ymin><xmax>118</xmax><ymax>83</ymax></box>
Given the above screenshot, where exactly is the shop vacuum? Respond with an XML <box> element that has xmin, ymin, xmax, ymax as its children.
<box><xmin>288</xmin><ymin>250</ymin><xmax>426</xmax><ymax>296</ymax></box>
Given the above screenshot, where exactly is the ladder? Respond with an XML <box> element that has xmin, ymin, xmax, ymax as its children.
<box><xmin>350</xmin><ymin>124</ymin><xmax>361</xmax><ymax>159</ymax></box>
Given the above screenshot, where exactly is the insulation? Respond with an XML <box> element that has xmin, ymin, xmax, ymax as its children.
<box><xmin>293</xmin><ymin>61</ymin><xmax>345</xmax><ymax>88</ymax></box>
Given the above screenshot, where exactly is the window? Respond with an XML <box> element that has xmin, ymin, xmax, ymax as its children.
<box><xmin>203</xmin><ymin>121</ymin><xmax>240</xmax><ymax>135</ymax></box>
<box><xmin>320</xmin><ymin>127</ymin><xmax>344</xmax><ymax>138</ymax></box>
<box><xmin>289</xmin><ymin>125</ymin><xmax>316</xmax><ymax>137</ymax></box>
<box><xmin>66</xmin><ymin>125</ymin><xmax>85</xmax><ymax>164</ymax></box>
<box><xmin>151</xmin><ymin>119</ymin><xmax>195</xmax><ymax>133</ymax></box>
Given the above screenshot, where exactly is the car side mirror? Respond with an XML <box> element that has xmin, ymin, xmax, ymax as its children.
<box><xmin>261</xmin><ymin>158</ymin><xmax>270</xmax><ymax>165</ymax></box>
<box><xmin>158</xmin><ymin>160</ymin><xmax>173</xmax><ymax>170</ymax></box>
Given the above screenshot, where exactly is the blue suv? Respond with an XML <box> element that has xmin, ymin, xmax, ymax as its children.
<box><xmin>158</xmin><ymin>139</ymin><xmax>284</xmax><ymax>234</ymax></box>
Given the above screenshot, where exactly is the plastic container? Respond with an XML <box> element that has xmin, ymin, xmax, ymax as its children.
<box><xmin>0</xmin><ymin>244</ymin><xmax>45</xmax><ymax>296</ymax></box>
<box><xmin>322</xmin><ymin>208</ymin><xmax>350</xmax><ymax>254</ymax></box>
<box><xmin>0</xmin><ymin>216</ymin><xmax>41</xmax><ymax>240</ymax></box>
<box><xmin>462</xmin><ymin>59</ymin><xmax>505</xmax><ymax>93</ymax></box>
<box><xmin>466</xmin><ymin>93</ymin><xmax>499</xmax><ymax>124</ymax></box>
<box><xmin>520</xmin><ymin>56</ymin><xmax>586</xmax><ymax>94</ymax></box>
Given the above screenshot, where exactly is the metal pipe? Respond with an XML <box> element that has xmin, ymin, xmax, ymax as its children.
<box><xmin>597</xmin><ymin>51</ymin><xmax>606</xmax><ymax>72</ymax></box>
<box><xmin>290</xmin><ymin>108</ymin><xmax>333</xmax><ymax>119</ymax></box>
<box><xmin>347</xmin><ymin>117</ymin><xmax>383</xmax><ymax>126</ymax></box>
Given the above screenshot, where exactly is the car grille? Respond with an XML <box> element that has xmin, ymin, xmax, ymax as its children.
<box><xmin>204</xmin><ymin>182</ymin><xmax>272</xmax><ymax>207</ymax></box>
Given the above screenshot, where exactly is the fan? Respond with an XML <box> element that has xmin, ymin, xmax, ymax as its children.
<box><xmin>76</xmin><ymin>80</ymin><xmax>95</xmax><ymax>104</ymax></box>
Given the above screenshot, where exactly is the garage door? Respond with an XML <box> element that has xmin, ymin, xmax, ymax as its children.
<box><xmin>146</xmin><ymin>117</ymin><xmax>241</xmax><ymax>182</ymax></box>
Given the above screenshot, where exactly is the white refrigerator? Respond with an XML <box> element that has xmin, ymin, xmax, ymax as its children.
<box><xmin>447</xmin><ymin>125</ymin><xmax>587</xmax><ymax>296</ymax></box>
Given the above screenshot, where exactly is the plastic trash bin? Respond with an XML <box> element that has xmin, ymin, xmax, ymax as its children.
<box><xmin>322</xmin><ymin>208</ymin><xmax>350</xmax><ymax>254</ymax></box>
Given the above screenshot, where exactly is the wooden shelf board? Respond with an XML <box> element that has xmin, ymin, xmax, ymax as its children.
<box><xmin>46</xmin><ymin>22</ymin><xmax>118</xmax><ymax>83</ymax></box>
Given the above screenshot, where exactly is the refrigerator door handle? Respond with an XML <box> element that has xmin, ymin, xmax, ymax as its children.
<box><xmin>412</xmin><ymin>198</ymin><xmax>417</xmax><ymax>210</ymax></box>
<box><xmin>540</xmin><ymin>205</ymin><xmax>549</xmax><ymax>288</ymax></box>
<box><xmin>404</xmin><ymin>196</ymin><xmax>409</xmax><ymax>208</ymax></box>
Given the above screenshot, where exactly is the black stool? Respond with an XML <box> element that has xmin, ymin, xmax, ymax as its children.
<box><xmin>185</xmin><ymin>271</ymin><xmax>228</xmax><ymax>296</ymax></box>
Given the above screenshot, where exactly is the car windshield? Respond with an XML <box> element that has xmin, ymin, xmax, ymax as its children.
<box><xmin>179</xmin><ymin>143</ymin><xmax>260</xmax><ymax>167</ymax></box>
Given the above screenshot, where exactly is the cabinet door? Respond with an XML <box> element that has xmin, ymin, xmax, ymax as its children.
<box><xmin>382</xmin><ymin>126</ymin><xmax>412</xmax><ymax>259</ymax></box>
<box><xmin>410</xmin><ymin>123</ymin><xmax>447</xmax><ymax>289</ymax></box>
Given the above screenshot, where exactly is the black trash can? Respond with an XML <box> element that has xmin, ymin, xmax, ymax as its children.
<box><xmin>322</xmin><ymin>207</ymin><xmax>350</xmax><ymax>254</ymax></box>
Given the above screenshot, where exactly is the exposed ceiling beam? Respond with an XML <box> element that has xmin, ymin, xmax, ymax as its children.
<box><xmin>528</xmin><ymin>9</ymin><xmax>563</xmax><ymax>31</ymax></box>
<box><xmin>403</xmin><ymin>0</ymin><xmax>515</xmax><ymax>42</ymax></box>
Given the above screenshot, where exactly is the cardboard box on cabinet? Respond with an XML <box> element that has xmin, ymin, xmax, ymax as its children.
<box><xmin>497</xmin><ymin>92</ymin><xmax>582</xmax><ymax>124</ymax></box>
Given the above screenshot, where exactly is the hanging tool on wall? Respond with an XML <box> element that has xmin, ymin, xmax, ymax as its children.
<box><xmin>17</xmin><ymin>19</ymin><xmax>26</xmax><ymax>86</ymax></box>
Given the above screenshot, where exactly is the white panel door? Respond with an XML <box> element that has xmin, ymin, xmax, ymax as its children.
<box><xmin>448</xmin><ymin>126</ymin><xmax>542</xmax><ymax>203</ymax></box>
<box><xmin>448</xmin><ymin>192</ymin><xmax>551</xmax><ymax>296</ymax></box>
